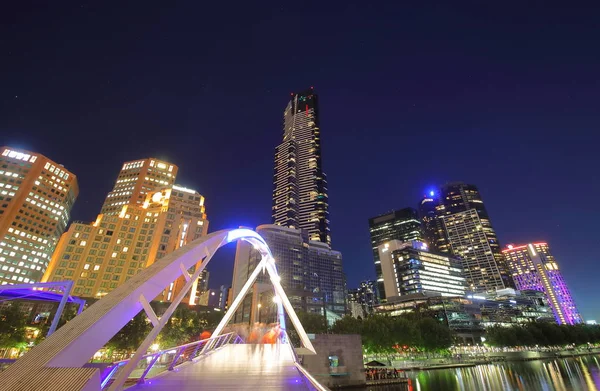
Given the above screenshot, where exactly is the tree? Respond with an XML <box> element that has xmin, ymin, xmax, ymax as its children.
<box><xmin>0</xmin><ymin>304</ymin><xmax>27</xmax><ymax>349</ymax></box>
<box><xmin>106</xmin><ymin>312</ymin><xmax>152</xmax><ymax>353</ymax></box>
<box><xmin>296</xmin><ymin>311</ymin><xmax>328</xmax><ymax>334</ymax></box>
<box><xmin>417</xmin><ymin>318</ymin><xmax>452</xmax><ymax>352</ymax></box>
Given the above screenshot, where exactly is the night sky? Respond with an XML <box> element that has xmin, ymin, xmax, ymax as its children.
<box><xmin>2</xmin><ymin>3</ymin><xmax>599</xmax><ymax>320</ymax></box>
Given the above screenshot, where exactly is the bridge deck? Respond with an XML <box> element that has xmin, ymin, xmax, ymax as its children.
<box><xmin>127</xmin><ymin>344</ymin><xmax>313</xmax><ymax>390</ymax></box>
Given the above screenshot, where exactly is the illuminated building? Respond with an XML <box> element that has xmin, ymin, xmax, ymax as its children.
<box><xmin>438</xmin><ymin>182</ymin><xmax>513</xmax><ymax>289</ymax></box>
<box><xmin>272</xmin><ymin>88</ymin><xmax>330</xmax><ymax>245</ymax></box>
<box><xmin>418</xmin><ymin>193</ymin><xmax>449</xmax><ymax>253</ymax></box>
<box><xmin>441</xmin><ymin>209</ymin><xmax>505</xmax><ymax>292</ymax></box>
<box><xmin>0</xmin><ymin>147</ymin><xmax>78</xmax><ymax>285</ymax></box>
<box><xmin>374</xmin><ymin>288</ymin><xmax>553</xmax><ymax>342</ymax></box>
<box><xmin>369</xmin><ymin>208</ymin><xmax>422</xmax><ymax>301</ymax></box>
<box><xmin>348</xmin><ymin>280</ymin><xmax>379</xmax><ymax>314</ymax></box>
<box><xmin>100</xmin><ymin>158</ymin><xmax>177</xmax><ymax>216</ymax></box>
<box><xmin>502</xmin><ymin>242</ymin><xmax>583</xmax><ymax>325</ymax></box>
<box><xmin>377</xmin><ymin>240</ymin><xmax>466</xmax><ymax>299</ymax></box>
<box><xmin>43</xmin><ymin>171</ymin><xmax>208</xmax><ymax>302</ymax></box>
<box><xmin>232</xmin><ymin>224</ymin><xmax>345</xmax><ymax>321</ymax></box>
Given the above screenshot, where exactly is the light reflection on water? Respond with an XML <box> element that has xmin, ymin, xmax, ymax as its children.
<box><xmin>364</xmin><ymin>355</ymin><xmax>600</xmax><ymax>391</ymax></box>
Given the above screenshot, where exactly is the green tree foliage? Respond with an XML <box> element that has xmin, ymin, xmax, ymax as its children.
<box><xmin>296</xmin><ymin>311</ymin><xmax>328</xmax><ymax>334</ymax></box>
<box><xmin>106</xmin><ymin>312</ymin><xmax>153</xmax><ymax>352</ymax></box>
<box><xmin>331</xmin><ymin>314</ymin><xmax>453</xmax><ymax>354</ymax></box>
<box><xmin>0</xmin><ymin>305</ymin><xmax>27</xmax><ymax>349</ymax></box>
<box><xmin>485</xmin><ymin>323</ymin><xmax>600</xmax><ymax>347</ymax></box>
<box><xmin>418</xmin><ymin>317</ymin><xmax>453</xmax><ymax>352</ymax></box>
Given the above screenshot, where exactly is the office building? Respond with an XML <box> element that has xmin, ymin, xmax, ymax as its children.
<box><xmin>377</xmin><ymin>240</ymin><xmax>466</xmax><ymax>299</ymax></box>
<box><xmin>374</xmin><ymin>288</ymin><xmax>554</xmax><ymax>342</ymax></box>
<box><xmin>418</xmin><ymin>193</ymin><xmax>449</xmax><ymax>253</ymax></box>
<box><xmin>502</xmin><ymin>242</ymin><xmax>583</xmax><ymax>325</ymax></box>
<box><xmin>0</xmin><ymin>147</ymin><xmax>78</xmax><ymax>285</ymax></box>
<box><xmin>349</xmin><ymin>280</ymin><xmax>378</xmax><ymax>314</ymax></box>
<box><xmin>369</xmin><ymin>208</ymin><xmax>422</xmax><ymax>300</ymax></box>
<box><xmin>272</xmin><ymin>88</ymin><xmax>330</xmax><ymax>245</ymax></box>
<box><xmin>232</xmin><ymin>224</ymin><xmax>345</xmax><ymax>322</ymax></box>
<box><xmin>42</xmin><ymin>160</ymin><xmax>209</xmax><ymax>302</ymax></box>
<box><xmin>438</xmin><ymin>182</ymin><xmax>512</xmax><ymax>289</ymax></box>
<box><xmin>441</xmin><ymin>209</ymin><xmax>505</xmax><ymax>292</ymax></box>
<box><xmin>100</xmin><ymin>158</ymin><xmax>177</xmax><ymax>215</ymax></box>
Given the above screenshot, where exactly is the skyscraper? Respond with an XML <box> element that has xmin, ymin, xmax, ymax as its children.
<box><xmin>43</xmin><ymin>158</ymin><xmax>209</xmax><ymax>302</ymax></box>
<box><xmin>100</xmin><ymin>158</ymin><xmax>177</xmax><ymax>215</ymax></box>
<box><xmin>369</xmin><ymin>208</ymin><xmax>422</xmax><ymax>300</ymax></box>
<box><xmin>418</xmin><ymin>193</ymin><xmax>447</xmax><ymax>252</ymax></box>
<box><xmin>502</xmin><ymin>242</ymin><xmax>583</xmax><ymax>325</ymax></box>
<box><xmin>441</xmin><ymin>209</ymin><xmax>505</xmax><ymax>292</ymax></box>
<box><xmin>272</xmin><ymin>88</ymin><xmax>330</xmax><ymax>245</ymax></box>
<box><xmin>0</xmin><ymin>147</ymin><xmax>78</xmax><ymax>285</ymax></box>
<box><xmin>232</xmin><ymin>224</ymin><xmax>345</xmax><ymax>319</ymax></box>
<box><xmin>438</xmin><ymin>182</ymin><xmax>512</xmax><ymax>289</ymax></box>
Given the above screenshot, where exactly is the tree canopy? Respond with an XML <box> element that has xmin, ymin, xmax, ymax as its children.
<box><xmin>331</xmin><ymin>314</ymin><xmax>453</xmax><ymax>354</ymax></box>
<box><xmin>485</xmin><ymin>323</ymin><xmax>600</xmax><ymax>347</ymax></box>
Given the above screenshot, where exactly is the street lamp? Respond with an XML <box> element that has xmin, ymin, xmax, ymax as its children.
<box><xmin>257</xmin><ymin>303</ymin><xmax>262</xmax><ymax>323</ymax></box>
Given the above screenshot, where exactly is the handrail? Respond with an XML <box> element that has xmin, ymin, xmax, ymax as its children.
<box><xmin>100</xmin><ymin>332</ymin><xmax>241</xmax><ymax>389</ymax></box>
<box><xmin>282</xmin><ymin>331</ymin><xmax>330</xmax><ymax>391</ymax></box>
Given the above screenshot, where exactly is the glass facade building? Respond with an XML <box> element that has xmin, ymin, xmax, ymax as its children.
<box><xmin>232</xmin><ymin>224</ymin><xmax>345</xmax><ymax>320</ymax></box>
<box><xmin>502</xmin><ymin>242</ymin><xmax>583</xmax><ymax>325</ymax></box>
<box><xmin>272</xmin><ymin>88</ymin><xmax>330</xmax><ymax>245</ymax></box>
<box><xmin>377</xmin><ymin>240</ymin><xmax>466</xmax><ymax>299</ymax></box>
<box><xmin>0</xmin><ymin>147</ymin><xmax>78</xmax><ymax>285</ymax></box>
<box><xmin>369</xmin><ymin>208</ymin><xmax>422</xmax><ymax>300</ymax></box>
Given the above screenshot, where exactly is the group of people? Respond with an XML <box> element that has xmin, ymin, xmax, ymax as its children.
<box><xmin>365</xmin><ymin>368</ymin><xmax>405</xmax><ymax>381</ymax></box>
<box><xmin>226</xmin><ymin>322</ymin><xmax>282</xmax><ymax>344</ymax></box>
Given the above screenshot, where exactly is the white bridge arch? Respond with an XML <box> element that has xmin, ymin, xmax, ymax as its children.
<box><xmin>0</xmin><ymin>228</ymin><xmax>316</xmax><ymax>391</ymax></box>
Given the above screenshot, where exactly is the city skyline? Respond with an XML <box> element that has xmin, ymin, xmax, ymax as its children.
<box><xmin>2</xmin><ymin>2</ymin><xmax>599</xmax><ymax>322</ymax></box>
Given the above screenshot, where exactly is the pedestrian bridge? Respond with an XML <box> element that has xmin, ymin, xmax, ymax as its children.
<box><xmin>122</xmin><ymin>342</ymin><xmax>323</xmax><ymax>391</ymax></box>
<box><xmin>0</xmin><ymin>228</ymin><xmax>327</xmax><ymax>391</ymax></box>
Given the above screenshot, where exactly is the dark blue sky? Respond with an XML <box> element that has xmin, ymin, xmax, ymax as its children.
<box><xmin>2</xmin><ymin>2</ymin><xmax>599</xmax><ymax>320</ymax></box>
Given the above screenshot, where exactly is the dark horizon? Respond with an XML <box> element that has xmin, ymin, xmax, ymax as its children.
<box><xmin>2</xmin><ymin>2</ymin><xmax>599</xmax><ymax>321</ymax></box>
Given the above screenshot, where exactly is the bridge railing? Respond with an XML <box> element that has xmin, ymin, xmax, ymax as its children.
<box><xmin>100</xmin><ymin>332</ymin><xmax>242</xmax><ymax>389</ymax></box>
<box><xmin>281</xmin><ymin>330</ymin><xmax>330</xmax><ymax>391</ymax></box>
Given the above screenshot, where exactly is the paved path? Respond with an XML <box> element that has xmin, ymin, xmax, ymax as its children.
<box><xmin>127</xmin><ymin>344</ymin><xmax>313</xmax><ymax>390</ymax></box>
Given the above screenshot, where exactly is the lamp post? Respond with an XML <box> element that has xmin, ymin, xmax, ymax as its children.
<box><xmin>257</xmin><ymin>303</ymin><xmax>262</xmax><ymax>323</ymax></box>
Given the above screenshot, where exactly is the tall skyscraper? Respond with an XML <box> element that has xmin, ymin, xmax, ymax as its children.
<box><xmin>369</xmin><ymin>208</ymin><xmax>422</xmax><ymax>300</ymax></box>
<box><xmin>232</xmin><ymin>224</ymin><xmax>345</xmax><ymax>320</ymax></box>
<box><xmin>0</xmin><ymin>147</ymin><xmax>78</xmax><ymax>285</ymax></box>
<box><xmin>377</xmin><ymin>240</ymin><xmax>466</xmax><ymax>299</ymax></box>
<box><xmin>438</xmin><ymin>182</ymin><xmax>512</xmax><ymax>289</ymax></box>
<box><xmin>272</xmin><ymin>88</ymin><xmax>330</xmax><ymax>245</ymax></box>
<box><xmin>441</xmin><ymin>209</ymin><xmax>505</xmax><ymax>292</ymax></box>
<box><xmin>43</xmin><ymin>159</ymin><xmax>209</xmax><ymax>302</ymax></box>
<box><xmin>100</xmin><ymin>158</ymin><xmax>177</xmax><ymax>215</ymax></box>
<box><xmin>418</xmin><ymin>193</ymin><xmax>447</xmax><ymax>252</ymax></box>
<box><xmin>502</xmin><ymin>242</ymin><xmax>583</xmax><ymax>325</ymax></box>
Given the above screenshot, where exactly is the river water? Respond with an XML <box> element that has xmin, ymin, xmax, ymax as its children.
<box><xmin>365</xmin><ymin>355</ymin><xmax>600</xmax><ymax>391</ymax></box>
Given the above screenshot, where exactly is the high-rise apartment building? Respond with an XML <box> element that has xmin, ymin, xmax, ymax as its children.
<box><xmin>0</xmin><ymin>147</ymin><xmax>78</xmax><ymax>285</ymax></box>
<box><xmin>272</xmin><ymin>88</ymin><xmax>330</xmax><ymax>245</ymax></box>
<box><xmin>348</xmin><ymin>280</ymin><xmax>379</xmax><ymax>314</ymax></box>
<box><xmin>377</xmin><ymin>240</ymin><xmax>466</xmax><ymax>299</ymax></box>
<box><xmin>43</xmin><ymin>159</ymin><xmax>209</xmax><ymax>302</ymax></box>
<box><xmin>438</xmin><ymin>182</ymin><xmax>512</xmax><ymax>289</ymax></box>
<box><xmin>502</xmin><ymin>242</ymin><xmax>583</xmax><ymax>325</ymax></box>
<box><xmin>232</xmin><ymin>224</ymin><xmax>345</xmax><ymax>322</ymax></box>
<box><xmin>100</xmin><ymin>158</ymin><xmax>177</xmax><ymax>215</ymax></box>
<box><xmin>369</xmin><ymin>208</ymin><xmax>422</xmax><ymax>300</ymax></box>
<box><xmin>441</xmin><ymin>209</ymin><xmax>505</xmax><ymax>292</ymax></box>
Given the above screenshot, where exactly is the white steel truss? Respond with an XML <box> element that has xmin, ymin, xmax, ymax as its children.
<box><xmin>0</xmin><ymin>228</ymin><xmax>315</xmax><ymax>391</ymax></box>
